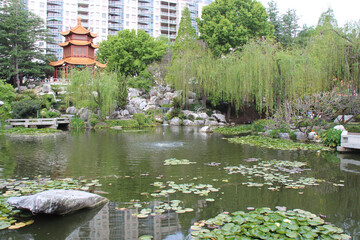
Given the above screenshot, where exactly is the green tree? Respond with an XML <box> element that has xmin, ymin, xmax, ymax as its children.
<box><xmin>0</xmin><ymin>80</ymin><xmax>16</xmax><ymax>121</ymax></box>
<box><xmin>0</xmin><ymin>0</ymin><xmax>54</xmax><ymax>90</ymax></box>
<box><xmin>173</xmin><ymin>7</ymin><xmax>198</xmax><ymax>55</ymax></box>
<box><xmin>167</xmin><ymin>7</ymin><xmax>204</xmax><ymax>109</ymax></box>
<box><xmin>279</xmin><ymin>9</ymin><xmax>299</xmax><ymax>47</ymax></box>
<box><xmin>267</xmin><ymin>0</ymin><xmax>282</xmax><ymax>42</ymax></box>
<box><xmin>97</xmin><ymin>29</ymin><xmax>168</xmax><ymax>77</ymax></box>
<box><xmin>68</xmin><ymin>69</ymin><xmax>125</xmax><ymax>119</ymax></box>
<box><xmin>196</xmin><ymin>0</ymin><xmax>274</xmax><ymax>56</ymax></box>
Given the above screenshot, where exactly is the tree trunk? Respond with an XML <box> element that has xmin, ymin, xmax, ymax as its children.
<box><xmin>15</xmin><ymin>56</ymin><xmax>21</xmax><ymax>94</ymax></box>
<box><xmin>201</xmin><ymin>87</ymin><xmax>206</xmax><ymax>106</ymax></box>
<box><xmin>227</xmin><ymin>102</ymin><xmax>232</xmax><ymax>122</ymax></box>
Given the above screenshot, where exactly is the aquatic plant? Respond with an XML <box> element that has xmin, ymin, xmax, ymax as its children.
<box><xmin>0</xmin><ymin>127</ymin><xmax>61</xmax><ymax>135</ymax></box>
<box><xmin>213</xmin><ymin>125</ymin><xmax>252</xmax><ymax>135</ymax></box>
<box><xmin>163</xmin><ymin>158</ymin><xmax>196</xmax><ymax>165</ymax></box>
<box><xmin>227</xmin><ymin>135</ymin><xmax>332</xmax><ymax>151</ymax></box>
<box><xmin>321</xmin><ymin>128</ymin><xmax>342</xmax><ymax>148</ymax></box>
<box><xmin>191</xmin><ymin>208</ymin><xmax>351</xmax><ymax>239</ymax></box>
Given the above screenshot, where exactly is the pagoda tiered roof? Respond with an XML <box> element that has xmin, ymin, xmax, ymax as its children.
<box><xmin>49</xmin><ymin>57</ymin><xmax>106</xmax><ymax>68</ymax></box>
<box><xmin>59</xmin><ymin>40</ymin><xmax>99</xmax><ymax>48</ymax></box>
<box><xmin>60</xmin><ymin>18</ymin><xmax>98</xmax><ymax>37</ymax></box>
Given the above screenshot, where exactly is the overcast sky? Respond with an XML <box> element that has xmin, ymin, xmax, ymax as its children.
<box><xmin>258</xmin><ymin>0</ymin><xmax>360</xmax><ymax>27</ymax></box>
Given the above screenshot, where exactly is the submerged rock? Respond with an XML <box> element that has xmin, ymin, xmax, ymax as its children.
<box><xmin>7</xmin><ymin>190</ymin><xmax>108</xmax><ymax>215</ymax></box>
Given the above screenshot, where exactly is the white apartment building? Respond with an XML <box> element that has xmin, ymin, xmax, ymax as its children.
<box><xmin>24</xmin><ymin>0</ymin><xmax>212</xmax><ymax>59</ymax></box>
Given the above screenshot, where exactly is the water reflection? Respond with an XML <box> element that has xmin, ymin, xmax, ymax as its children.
<box><xmin>0</xmin><ymin>127</ymin><xmax>359</xmax><ymax>239</ymax></box>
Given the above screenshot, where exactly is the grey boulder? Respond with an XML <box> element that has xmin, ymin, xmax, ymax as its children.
<box><xmin>7</xmin><ymin>189</ymin><xmax>108</xmax><ymax>215</ymax></box>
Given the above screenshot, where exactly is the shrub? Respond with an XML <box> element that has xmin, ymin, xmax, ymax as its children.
<box><xmin>321</xmin><ymin>129</ymin><xmax>342</xmax><ymax>148</ymax></box>
<box><xmin>90</xmin><ymin>116</ymin><xmax>99</xmax><ymax>127</ymax></box>
<box><xmin>70</xmin><ymin>117</ymin><xmax>85</xmax><ymax>129</ymax></box>
<box><xmin>269</xmin><ymin>129</ymin><xmax>280</xmax><ymax>138</ymax></box>
<box><xmin>11</xmin><ymin>99</ymin><xmax>41</xmax><ymax>119</ymax></box>
<box><xmin>289</xmin><ymin>131</ymin><xmax>297</xmax><ymax>141</ymax></box>
<box><xmin>252</xmin><ymin>119</ymin><xmax>269</xmax><ymax>133</ymax></box>
<box><xmin>171</xmin><ymin>97</ymin><xmax>182</xmax><ymax>109</ymax></box>
<box><xmin>133</xmin><ymin>113</ymin><xmax>147</xmax><ymax>126</ymax></box>
<box><xmin>39</xmin><ymin>94</ymin><xmax>56</xmax><ymax>109</ymax></box>
<box><xmin>345</xmin><ymin>124</ymin><xmax>360</xmax><ymax>133</ymax></box>
<box><xmin>40</xmin><ymin>109</ymin><xmax>60</xmax><ymax>118</ymax></box>
<box><xmin>166</xmin><ymin>108</ymin><xmax>181</xmax><ymax>120</ymax></box>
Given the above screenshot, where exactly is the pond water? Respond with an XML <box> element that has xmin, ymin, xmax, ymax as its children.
<box><xmin>0</xmin><ymin>126</ymin><xmax>359</xmax><ymax>239</ymax></box>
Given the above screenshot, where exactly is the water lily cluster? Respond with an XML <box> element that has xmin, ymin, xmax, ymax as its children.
<box><xmin>227</xmin><ymin>135</ymin><xmax>332</xmax><ymax>151</ymax></box>
<box><xmin>191</xmin><ymin>208</ymin><xmax>351</xmax><ymax>239</ymax></box>
<box><xmin>225</xmin><ymin>160</ymin><xmax>323</xmax><ymax>191</ymax></box>
<box><xmin>150</xmin><ymin>181</ymin><xmax>220</xmax><ymax>197</ymax></box>
<box><xmin>163</xmin><ymin>158</ymin><xmax>196</xmax><ymax>165</ymax></box>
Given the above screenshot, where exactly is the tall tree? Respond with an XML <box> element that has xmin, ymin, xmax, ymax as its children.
<box><xmin>196</xmin><ymin>0</ymin><xmax>274</xmax><ymax>56</ymax></box>
<box><xmin>167</xmin><ymin>7</ymin><xmax>203</xmax><ymax>109</ymax></box>
<box><xmin>68</xmin><ymin>69</ymin><xmax>125</xmax><ymax>119</ymax></box>
<box><xmin>279</xmin><ymin>9</ymin><xmax>299</xmax><ymax>47</ymax></box>
<box><xmin>0</xmin><ymin>0</ymin><xmax>53</xmax><ymax>90</ymax></box>
<box><xmin>267</xmin><ymin>0</ymin><xmax>282</xmax><ymax>42</ymax></box>
<box><xmin>97</xmin><ymin>29</ymin><xmax>168</xmax><ymax>77</ymax></box>
<box><xmin>173</xmin><ymin>7</ymin><xmax>198</xmax><ymax>55</ymax></box>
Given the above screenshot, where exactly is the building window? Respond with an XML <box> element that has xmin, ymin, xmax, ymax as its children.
<box><xmin>102</xmin><ymin>13</ymin><xmax>106</xmax><ymax>18</ymax></box>
<box><xmin>102</xmin><ymin>28</ymin><xmax>106</xmax><ymax>33</ymax></box>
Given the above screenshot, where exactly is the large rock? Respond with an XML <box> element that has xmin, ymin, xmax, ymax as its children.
<box><xmin>198</xmin><ymin>112</ymin><xmax>209</xmax><ymax>120</ymax></box>
<box><xmin>212</xmin><ymin>113</ymin><xmax>226</xmax><ymax>123</ymax></box>
<box><xmin>169</xmin><ymin>117</ymin><xmax>181</xmax><ymax>126</ymax></box>
<box><xmin>148</xmin><ymin>96</ymin><xmax>160</xmax><ymax>105</ymax></box>
<box><xmin>129</xmin><ymin>97</ymin><xmax>146</xmax><ymax>109</ymax></box>
<box><xmin>334</xmin><ymin>125</ymin><xmax>346</xmax><ymax>132</ymax></box>
<box><xmin>194</xmin><ymin>120</ymin><xmax>205</xmax><ymax>126</ymax></box>
<box><xmin>294</xmin><ymin>131</ymin><xmax>307</xmax><ymax>141</ymax></box>
<box><xmin>205</xmin><ymin>120</ymin><xmax>219</xmax><ymax>126</ymax></box>
<box><xmin>128</xmin><ymin>88</ymin><xmax>142</xmax><ymax>98</ymax></box>
<box><xmin>149</xmin><ymin>88</ymin><xmax>158</xmax><ymax>97</ymax></box>
<box><xmin>66</xmin><ymin>106</ymin><xmax>76</xmax><ymax>114</ymax></box>
<box><xmin>7</xmin><ymin>190</ymin><xmax>108</xmax><ymax>215</ymax></box>
<box><xmin>0</xmin><ymin>101</ymin><xmax>4</xmax><ymax>106</ymax></box>
<box><xmin>334</xmin><ymin>115</ymin><xmax>354</xmax><ymax>123</ymax></box>
<box><xmin>78</xmin><ymin>108</ymin><xmax>91</xmax><ymax>121</ymax></box>
<box><xmin>110</xmin><ymin>110</ymin><xmax>121</xmax><ymax>119</ymax></box>
<box><xmin>278</xmin><ymin>133</ymin><xmax>290</xmax><ymax>140</ymax></box>
<box><xmin>43</xmin><ymin>84</ymin><xmax>51</xmax><ymax>93</ymax></box>
<box><xmin>125</xmin><ymin>105</ymin><xmax>140</xmax><ymax>115</ymax></box>
<box><xmin>182</xmin><ymin>120</ymin><xmax>194</xmax><ymax>126</ymax></box>
<box><xmin>120</xmin><ymin>109</ymin><xmax>130</xmax><ymax>117</ymax></box>
<box><xmin>200</xmin><ymin>126</ymin><xmax>213</xmax><ymax>133</ymax></box>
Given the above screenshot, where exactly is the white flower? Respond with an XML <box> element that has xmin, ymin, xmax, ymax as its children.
<box><xmin>275</xmin><ymin>223</ymin><xmax>280</xmax><ymax>227</ymax></box>
<box><xmin>283</xmin><ymin>219</ymin><xmax>292</xmax><ymax>223</ymax></box>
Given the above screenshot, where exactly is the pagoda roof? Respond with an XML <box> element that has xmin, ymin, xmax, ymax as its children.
<box><xmin>59</xmin><ymin>40</ymin><xmax>99</xmax><ymax>48</ymax></box>
<box><xmin>49</xmin><ymin>57</ymin><xmax>106</xmax><ymax>68</ymax></box>
<box><xmin>60</xmin><ymin>18</ymin><xmax>98</xmax><ymax>38</ymax></box>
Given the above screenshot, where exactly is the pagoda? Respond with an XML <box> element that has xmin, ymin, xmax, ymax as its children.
<box><xmin>49</xmin><ymin>18</ymin><xmax>106</xmax><ymax>79</ymax></box>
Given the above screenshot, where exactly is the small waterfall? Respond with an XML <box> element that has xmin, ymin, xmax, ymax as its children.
<box><xmin>162</xmin><ymin>116</ymin><xmax>168</xmax><ymax>125</ymax></box>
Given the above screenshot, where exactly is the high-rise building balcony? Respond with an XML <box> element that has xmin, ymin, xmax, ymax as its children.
<box><xmin>160</xmin><ymin>12</ymin><xmax>176</xmax><ymax>17</ymax></box>
<box><xmin>160</xmin><ymin>19</ymin><xmax>176</xmax><ymax>25</ymax></box>
<box><xmin>138</xmin><ymin>0</ymin><xmax>151</xmax><ymax>3</ymax></box>
<box><xmin>78</xmin><ymin>6</ymin><xmax>89</xmax><ymax>13</ymax></box>
<box><xmin>109</xmin><ymin>0</ymin><xmax>122</xmax><ymax>7</ymax></box>
<box><xmin>138</xmin><ymin>18</ymin><xmax>153</xmax><ymax>23</ymax></box>
<box><xmin>78</xmin><ymin>0</ymin><xmax>89</xmax><ymax>6</ymax></box>
<box><xmin>48</xmin><ymin>1</ymin><xmax>62</xmax><ymax>6</ymax></box>
<box><xmin>138</xmin><ymin>3</ymin><xmax>153</xmax><ymax>8</ymax></box>
<box><xmin>109</xmin><ymin>8</ymin><xmax>122</xmax><ymax>15</ymax></box>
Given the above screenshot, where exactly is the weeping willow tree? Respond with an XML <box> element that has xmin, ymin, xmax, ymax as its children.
<box><xmin>67</xmin><ymin>69</ymin><xmax>120</xmax><ymax>119</ymax></box>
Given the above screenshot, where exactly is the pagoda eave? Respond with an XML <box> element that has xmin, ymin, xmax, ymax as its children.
<box><xmin>59</xmin><ymin>40</ymin><xmax>99</xmax><ymax>48</ymax></box>
<box><xmin>49</xmin><ymin>57</ymin><xmax>106</xmax><ymax>68</ymax></box>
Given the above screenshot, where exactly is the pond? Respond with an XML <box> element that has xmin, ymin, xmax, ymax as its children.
<box><xmin>0</xmin><ymin>126</ymin><xmax>359</xmax><ymax>239</ymax></box>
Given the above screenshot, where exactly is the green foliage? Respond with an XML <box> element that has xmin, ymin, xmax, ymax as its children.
<box><xmin>0</xmin><ymin>80</ymin><xmax>16</xmax><ymax>120</ymax></box>
<box><xmin>269</xmin><ymin>129</ymin><xmax>280</xmax><ymax>138</ymax></box>
<box><xmin>145</xmin><ymin>109</ymin><xmax>163</xmax><ymax>122</ymax></box>
<box><xmin>95</xmin><ymin>120</ymin><xmax>140</xmax><ymax>129</ymax></box>
<box><xmin>0</xmin><ymin>127</ymin><xmax>60</xmax><ymax>135</ymax></box>
<box><xmin>127</xmin><ymin>71</ymin><xmax>152</xmax><ymax>92</ymax></box>
<box><xmin>90</xmin><ymin>116</ymin><xmax>99</xmax><ymax>127</ymax></box>
<box><xmin>39</xmin><ymin>94</ymin><xmax>55</xmax><ymax>109</ymax></box>
<box><xmin>68</xmin><ymin>69</ymin><xmax>121</xmax><ymax>119</ymax></box>
<box><xmin>228</xmin><ymin>135</ymin><xmax>332</xmax><ymax>151</ymax></box>
<box><xmin>97</xmin><ymin>29</ymin><xmax>168</xmax><ymax>78</ymax></box>
<box><xmin>40</xmin><ymin>109</ymin><xmax>60</xmax><ymax>118</ymax></box>
<box><xmin>0</xmin><ymin>0</ymin><xmax>54</xmax><ymax>87</ymax></box>
<box><xmin>251</xmin><ymin>119</ymin><xmax>270</xmax><ymax>133</ymax></box>
<box><xmin>133</xmin><ymin>113</ymin><xmax>147</xmax><ymax>127</ymax></box>
<box><xmin>11</xmin><ymin>99</ymin><xmax>40</xmax><ymax>119</ymax></box>
<box><xmin>345</xmin><ymin>124</ymin><xmax>360</xmax><ymax>133</ymax></box>
<box><xmin>289</xmin><ymin>131</ymin><xmax>297</xmax><ymax>140</ymax></box>
<box><xmin>69</xmin><ymin>117</ymin><xmax>85</xmax><ymax>130</ymax></box>
<box><xmin>321</xmin><ymin>129</ymin><xmax>342</xmax><ymax>148</ymax></box>
<box><xmin>171</xmin><ymin>97</ymin><xmax>182</xmax><ymax>109</ymax></box>
<box><xmin>191</xmin><ymin>208</ymin><xmax>350</xmax><ymax>240</ymax></box>
<box><xmin>166</xmin><ymin>108</ymin><xmax>181</xmax><ymax>120</ymax></box>
<box><xmin>213</xmin><ymin>125</ymin><xmax>252</xmax><ymax>135</ymax></box>
<box><xmin>197</xmin><ymin>0</ymin><xmax>274</xmax><ymax>56</ymax></box>
<box><xmin>173</xmin><ymin>7</ymin><xmax>198</xmax><ymax>56</ymax></box>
